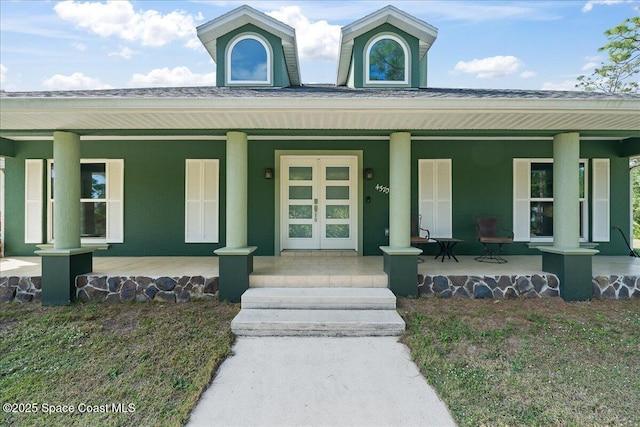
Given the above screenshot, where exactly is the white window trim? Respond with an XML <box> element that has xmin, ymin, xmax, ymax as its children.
<box><xmin>185</xmin><ymin>159</ymin><xmax>219</xmax><ymax>243</ymax></box>
<box><xmin>46</xmin><ymin>159</ymin><xmax>124</xmax><ymax>244</ymax></box>
<box><xmin>364</xmin><ymin>33</ymin><xmax>410</xmax><ymax>86</ymax></box>
<box><xmin>418</xmin><ymin>159</ymin><xmax>452</xmax><ymax>238</ymax></box>
<box><xmin>226</xmin><ymin>33</ymin><xmax>272</xmax><ymax>86</ymax></box>
<box><xmin>513</xmin><ymin>158</ymin><xmax>588</xmax><ymax>243</ymax></box>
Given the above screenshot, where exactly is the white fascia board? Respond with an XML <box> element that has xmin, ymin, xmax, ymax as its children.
<box><xmin>2</xmin><ymin>95</ymin><xmax>640</xmax><ymax>115</ymax></box>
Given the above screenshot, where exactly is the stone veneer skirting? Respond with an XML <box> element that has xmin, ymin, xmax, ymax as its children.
<box><xmin>592</xmin><ymin>275</ymin><xmax>640</xmax><ymax>299</ymax></box>
<box><xmin>2</xmin><ymin>274</ymin><xmax>640</xmax><ymax>303</ymax></box>
<box><xmin>0</xmin><ymin>275</ymin><xmax>219</xmax><ymax>303</ymax></box>
<box><xmin>418</xmin><ymin>274</ymin><xmax>561</xmax><ymax>299</ymax></box>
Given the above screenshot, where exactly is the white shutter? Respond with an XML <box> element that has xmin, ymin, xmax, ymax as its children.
<box><xmin>185</xmin><ymin>159</ymin><xmax>219</xmax><ymax>243</ymax></box>
<box><xmin>592</xmin><ymin>158</ymin><xmax>610</xmax><ymax>242</ymax></box>
<box><xmin>513</xmin><ymin>159</ymin><xmax>530</xmax><ymax>241</ymax></box>
<box><xmin>202</xmin><ymin>160</ymin><xmax>219</xmax><ymax>242</ymax></box>
<box><xmin>24</xmin><ymin>159</ymin><xmax>44</xmax><ymax>244</ymax></box>
<box><xmin>418</xmin><ymin>159</ymin><xmax>452</xmax><ymax>238</ymax></box>
<box><xmin>106</xmin><ymin>159</ymin><xmax>124</xmax><ymax>243</ymax></box>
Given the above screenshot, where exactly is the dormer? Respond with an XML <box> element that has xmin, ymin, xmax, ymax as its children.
<box><xmin>197</xmin><ymin>5</ymin><xmax>301</xmax><ymax>87</ymax></box>
<box><xmin>336</xmin><ymin>5</ymin><xmax>438</xmax><ymax>88</ymax></box>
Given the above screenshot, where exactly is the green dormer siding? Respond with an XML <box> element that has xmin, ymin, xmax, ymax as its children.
<box><xmin>351</xmin><ymin>23</ymin><xmax>421</xmax><ymax>88</ymax></box>
<box><xmin>215</xmin><ymin>23</ymin><xmax>290</xmax><ymax>88</ymax></box>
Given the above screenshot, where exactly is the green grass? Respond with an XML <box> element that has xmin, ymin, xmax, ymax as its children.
<box><xmin>0</xmin><ymin>300</ymin><xmax>239</xmax><ymax>427</ymax></box>
<box><xmin>400</xmin><ymin>298</ymin><xmax>640</xmax><ymax>427</ymax></box>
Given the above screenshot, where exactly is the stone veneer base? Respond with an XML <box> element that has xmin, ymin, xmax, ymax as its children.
<box><xmin>2</xmin><ymin>274</ymin><xmax>640</xmax><ymax>303</ymax></box>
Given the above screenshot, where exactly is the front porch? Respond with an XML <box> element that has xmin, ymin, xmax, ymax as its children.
<box><xmin>2</xmin><ymin>254</ymin><xmax>640</xmax><ymax>302</ymax></box>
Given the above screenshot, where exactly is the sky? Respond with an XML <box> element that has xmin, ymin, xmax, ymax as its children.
<box><xmin>0</xmin><ymin>0</ymin><xmax>639</xmax><ymax>92</ymax></box>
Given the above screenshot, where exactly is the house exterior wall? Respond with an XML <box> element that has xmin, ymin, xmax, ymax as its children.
<box><xmin>351</xmin><ymin>23</ymin><xmax>421</xmax><ymax>88</ymax></box>
<box><xmin>2</xmin><ymin>135</ymin><xmax>630</xmax><ymax>257</ymax></box>
<box><xmin>412</xmin><ymin>138</ymin><xmax>630</xmax><ymax>256</ymax></box>
<box><xmin>4</xmin><ymin>139</ymin><xmax>226</xmax><ymax>256</ymax></box>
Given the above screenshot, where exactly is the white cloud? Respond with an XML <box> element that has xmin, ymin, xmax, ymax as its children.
<box><xmin>453</xmin><ymin>55</ymin><xmax>524</xmax><ymax>79</ymax></box>
<box><xmin>267</xmin><ymin>6</ymin><xmax>340</xmax><ymax>61</ymax></box>
<box><xmin>582</xmin><ymin>0</ymin><xmax>636</xmax><ymax>12</ymax></box>
<box><xmin>0</xmin><ymin>64</ymin><xmax>7</xmax><ymax>87</ymax></box>
<box><xmin>109</xmin><ymin>46</ymin><xmax>134</xmax><ymax>59</ymax></box>
<box><xmin>129</xmin><ymin>66</ymin><xmax>215</xmax><ymax>87</ymax></box>
<box><xmin>54</xmin><ymin>1</ymin><xmax>203</xmax><ymax>48</ymax></box>
<box><xmin>582</xmin><ymin>62</ymin><xmax>599</xmax><ymax>71</ymax></box>
<box><xmin>42</xmin><ymin>72</ymin><xmax>113</xmax><ymax>90</ymax></box>
<box><xmin>520</xmin><ymin>71</ymin><xmax>537</xmax><ymax>78</ymax></box>
<box><xmin>542</xmin><ymin>80</ymin><xmax>579</xmax><ymax>91</ymax></box>
<box><xmin>71</xmin><ymin>42</ymin><xmax>87</xmax><ymax>51</ymax></box>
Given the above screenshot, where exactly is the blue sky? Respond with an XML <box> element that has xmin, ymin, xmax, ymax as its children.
<box><xmin>1</xmin><ymin>0</ymin><xmax>638</xmax><ymax>91</ymax></box>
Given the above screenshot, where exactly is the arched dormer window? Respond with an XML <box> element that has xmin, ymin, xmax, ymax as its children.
<box><xmin>226</xmin><ymin>34</ymin><xmax>272</xmax><ymax>85</ymax></box>
<box><xmin>365</xmin><ymin>34</ymin><xmax>409</xmax><ymax>85</ymax></box>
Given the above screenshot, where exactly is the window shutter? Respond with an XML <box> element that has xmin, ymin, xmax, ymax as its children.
<box><xmin>24</xmin><ymin>159</ymin><xmax>44</xmax><ymax>244</ymax></box>
<box><xmin>592</xmin><ymin>158</ymin><xmax>610</xmax><ymax>242</ymax></box>
<box><xmin>106</xmin><ymin>159</ymin><xmax>124</xmax><ymax>243</ymax></box>
<box><xmin>513</xmin><ymin>159</ymin><xmax>530</xmax><ymax>241</ymax></box>
<box><xmin>185</xmin><ymin>159</ymin><xmax>219</xmax><ymax>243</ymax></box>
<box><xmin>418</xmin><ymin>159</ymin><xmax>452</xmax><ymax>238</ymax></box>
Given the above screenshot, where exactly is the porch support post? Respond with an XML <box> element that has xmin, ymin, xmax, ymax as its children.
<box><xmin>215</xmin><ymin>131</ymin><xmax>255</xmax><ymax>303</ymax></box>
<box><xmin>381</xmin><ymin>132</ymin><xmax>421</xmax><ymax>297</ymax></box>
<box><xmin>540</xmin><ymin>132</ymin><xmax>597</xmax><ymax>301</ymax></box>
<box><xmin>36</xmin><ymin>131</ymin><xmax>93</xmax><ymax>305</ymax></box>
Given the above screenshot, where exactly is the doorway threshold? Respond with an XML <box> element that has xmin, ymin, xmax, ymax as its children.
<box><xmin>280</xmin><ymin>250</ymin><xmax>358</xmax><ymax>257</ymax></box>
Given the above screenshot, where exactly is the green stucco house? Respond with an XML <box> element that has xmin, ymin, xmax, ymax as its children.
<box><xmin>1</xmin><ymin>5</ymin><xmax>639</xmax><ymax>303</ymax></box>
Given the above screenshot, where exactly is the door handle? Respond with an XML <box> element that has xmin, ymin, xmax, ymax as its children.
<box><xmin>314</xmin><ymin>203</ymin><xmax>318</xmax><ymax>222</ymax></box>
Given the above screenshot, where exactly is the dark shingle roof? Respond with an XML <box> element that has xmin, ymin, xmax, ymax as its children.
<box><xmin>2</xmin><ymin>85</ymin><xmax>639</xmax><ymax>100</ymax></box>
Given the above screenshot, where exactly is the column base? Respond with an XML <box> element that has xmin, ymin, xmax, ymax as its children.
<box><xmin>214</xmin><ymin>247</ymin><xmax>257</xmax><ymax>303</ymax></box>
<box><xmin>380</xmin><ymin>246</ymin><xmax>422</xmax><ymax>297</ymax></box>
<box><xmin>540</xmin><ymin>247</ymin><xmax>598</xmax><ymax>302</ymax></box>
<box><xmin>36</xmin><ymin>248</ymin><xmax>94</xmax><ymax>306</ymax></box>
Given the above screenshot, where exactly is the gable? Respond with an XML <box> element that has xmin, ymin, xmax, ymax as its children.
<box><xmin>351</xmin><ymin>23</ymin><xmax>421</xmax><ymax>88</ymax></box>
<box><xmin>197</xmin><ymin>4</ymin><xmax>300</xmax><ymax>87</ymax></box>
<box><xmin>336</xmin><ymin>5</ymin><xmax>437</xmax><ymax>88</ymax></box>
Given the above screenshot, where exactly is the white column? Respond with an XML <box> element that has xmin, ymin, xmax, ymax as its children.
<box><xmin>553</xmin><ymin>132</ymin><xmax>580</xmax><ymax>249</ymax></box>
<box><xmin>225</xmin><ymin>131</ymin><xmax>248</xmax><ymax>248</ymax></box>
<box><xmin>53</xmin><ymin>131</ymin><xmax>81</xmax><ymax>250</ymax></box>
<box><xmin>389</xmin><ymin>132</ymin><xmax>411</xmax><ymax>248</ymax></box>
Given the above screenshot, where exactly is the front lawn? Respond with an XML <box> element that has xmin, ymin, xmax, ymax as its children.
<box><xmin>0</xmin><ymin>301</ymin><xmax>238</xmax><ymax>427</ymax></box>
<box><xmin>400</xmin><ymin>298</ymin><xmax>640</xmax><ymax>427</ymax></box>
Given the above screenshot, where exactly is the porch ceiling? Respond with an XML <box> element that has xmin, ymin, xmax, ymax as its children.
<box><xmin>1</xmin><ymin>94</ymin><xmax>639</xmax><ymax>140</ymax></box>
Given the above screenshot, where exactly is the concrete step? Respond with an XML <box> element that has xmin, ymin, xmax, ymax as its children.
<box><xmin>231</xmin><ymin>309</ymin><xmax>405</xmax><ymax>337</ymax></box>
<box><xmin>249</xmin><ymin>274</ymin><xmax>388</xmax><ymax>288</ymax></box>
<box><xmin>241</xmin><ymin>287</ymin><xmax>397</xmax><ymax>310</ymax></box>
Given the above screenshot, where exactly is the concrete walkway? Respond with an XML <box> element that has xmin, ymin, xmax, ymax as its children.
<box><xmin>187</xmin><ymin>337</ymin><xmax>456</xmax><ymax>427</ymax></box>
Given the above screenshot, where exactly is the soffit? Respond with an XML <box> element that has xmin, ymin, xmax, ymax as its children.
<box><xmin>1</xmin><ymin>96</ymin><xmax>639</xmax><ymax>139</ymax></box>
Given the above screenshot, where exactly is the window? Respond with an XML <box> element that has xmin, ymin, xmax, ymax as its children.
<box><xmin>513</xmin><ymin>159</ymin><xmax>587</xmax><ymax>242</ymax></box>
<box><xmin>185</xmin><ymin>159</ymin><xmax>219</xmax><ymax>243</ymax></box>
<box><xmin>226</xmin><ymin>34</ymin><xmax>271</xmax><ymax>85</ymax></box>
<box><xmin>46</xmin><ymin>159</ymin><xmax>124</xmax><ymax>243</ymax></box>
<box><xmin>365</xmin><ymin>34</ymin><xmax>409</xmax><ymax>85</ymax></box>
<box><xmin>418</xmin><ymin>159</ymin><xmax>452</xmax><ymax>238</ymax></box>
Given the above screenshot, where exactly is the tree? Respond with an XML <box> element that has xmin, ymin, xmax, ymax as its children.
<box><xmin>576</xmin><ymin>16</ymin><xmax>640</xmax><ymax>93</ymax></box>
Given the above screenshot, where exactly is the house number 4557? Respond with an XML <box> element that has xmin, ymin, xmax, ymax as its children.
<box><xmin>375</xmin><ymin>184</ymin><xmax>390</xmax><ymax>194</ymax></box>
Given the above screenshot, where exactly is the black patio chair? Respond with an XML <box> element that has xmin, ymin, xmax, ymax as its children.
<box><xmin>474</xmin><ymin>215</ymin><xmax>513</xmax><ymax>264</ymax></box>
<box><xmin>410</xmin><ymin>215</ymin><xmax>430</xmax><ymax>263</ymax></box>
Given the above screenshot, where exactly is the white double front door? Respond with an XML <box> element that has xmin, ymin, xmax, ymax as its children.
<box><xmin>281</xmin><ymin>155</ymin><xmax>357</xmax><ymax>250</ymax></box>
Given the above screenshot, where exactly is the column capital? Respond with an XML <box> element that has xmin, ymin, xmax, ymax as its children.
<box><xmin>390</xmin><ymin>131</ymin><xmax>411</xmax><ymax>140</ymax></box>
<box><xmin>226</xmin><ymin>131</ymin><xmax>248</xmax><ymax>140</ymax></box>
<box><xmin>553</xmin><ymin>132</ymin><xmax>580</xmax><ymax>142</ymax></box>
